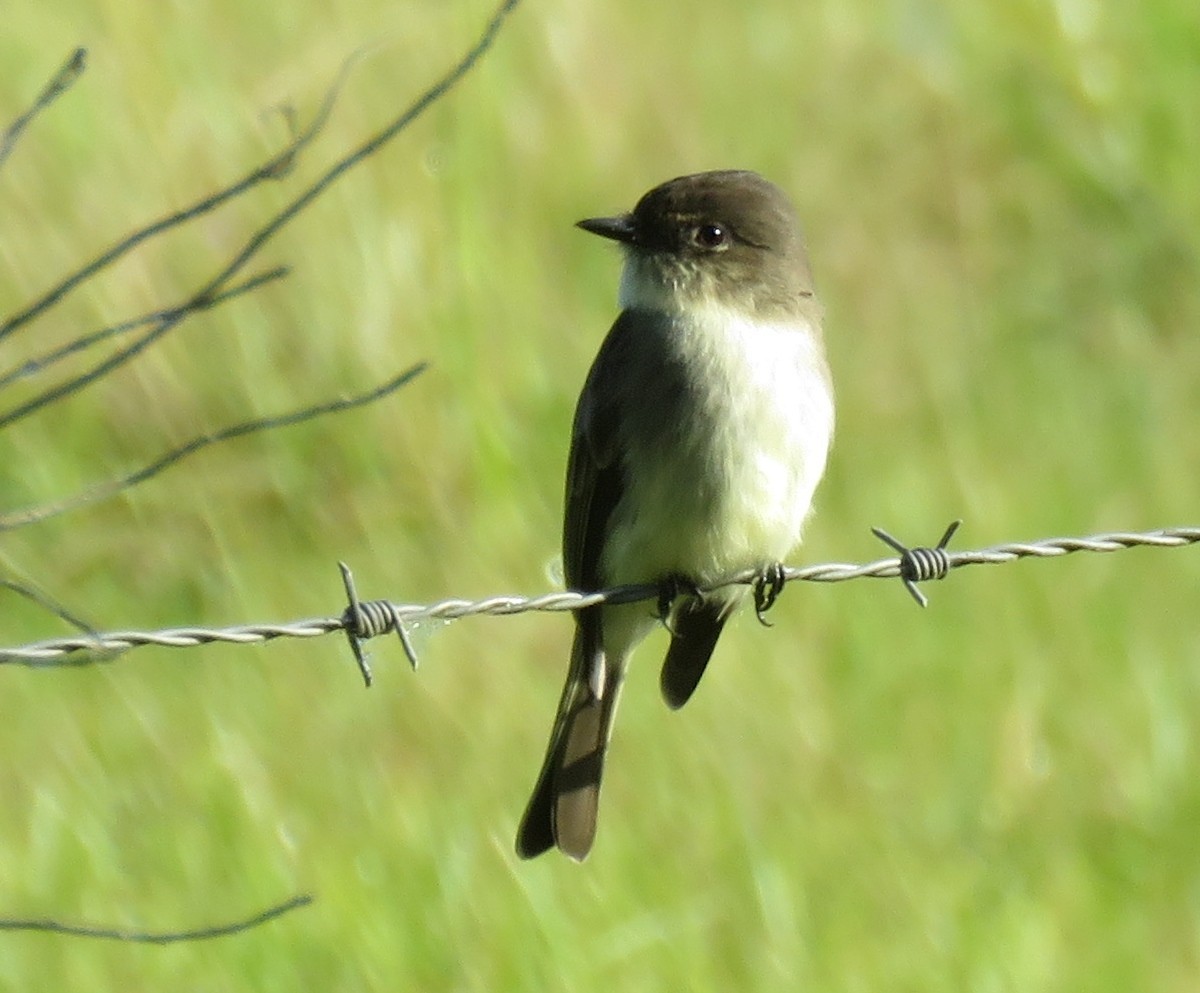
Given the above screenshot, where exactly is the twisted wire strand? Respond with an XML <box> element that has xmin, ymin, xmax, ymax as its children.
<box><xmin>2</xmin><ymin>525</ymin><xmax>1196</xmax><ymax>667</ymax></box>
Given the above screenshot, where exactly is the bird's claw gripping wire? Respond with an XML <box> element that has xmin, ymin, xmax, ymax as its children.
<box><xmin>752</xmin><ymin>562</ymin><xmax>788</xmax><ymax>626</ymax></box>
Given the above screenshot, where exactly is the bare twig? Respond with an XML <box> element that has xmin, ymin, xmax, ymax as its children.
<box><xmin>0</xmin><ymin>50</ymin><xmax>352</xmax><ymax>343</ymax></box>
<box><xmin>0</xmin><ymin>893</ymin><xmax>312</xmax><ymax>942</ymax></box>
<box><xmin>0</xmin><ymin>47</ymin><xmax>87</xmax><ymax>171</ymax></box>
<box><xmin>0</xmin><ymin>267</ymin><xmax>289</xmax><ymax>390</ymax></box>
<box><xmin>2</xmin><ymin>525</ymin><xmax>1195</xmax><ymax>667</ymax></box>
<box><xmin>0</xmin><ymin>362</ymin><xmax>426</xmax><ymax>531</ymax></box>
<box><xmin>0</xmin><ymin>579</ymin><xmax>98</xmax><ymax>636</ymax></box>
<box><xmin>0</xmin><ymin>0</ymin><xmax>521</xmax><ymax>430</ymax></box>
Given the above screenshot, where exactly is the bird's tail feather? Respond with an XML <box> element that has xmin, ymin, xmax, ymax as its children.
<box><xmin>659</xmin><ymin>594</ymin><xmax>737</xmax><ymax>709</ymax></box>
<box><xmin>516</xmin><ymin>610</ymin><xmax>622</xmax><ymax>861</ymax></box>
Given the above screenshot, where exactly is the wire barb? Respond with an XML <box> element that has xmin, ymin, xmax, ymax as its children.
<box><xmin>339</xmin><ymin>562</ymin><xmax>420</xmax><ymax>681</ymax></box>
<box><xmin>871</xmin><ymin>519</ymin><xmax>962</xmax><ymax>607</ymax></box>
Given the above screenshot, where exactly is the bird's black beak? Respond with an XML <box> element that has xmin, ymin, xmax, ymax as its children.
<box><xmin>576</xmin><ymin>213</ymin><xmax>638</xmax><ymax>244</ymax></box>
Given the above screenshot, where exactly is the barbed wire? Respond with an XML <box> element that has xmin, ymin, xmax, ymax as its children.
<box><xmin>3</xmin><ymin>523</ymin><xmax>1196</xmax><ymax>673</ymax></box>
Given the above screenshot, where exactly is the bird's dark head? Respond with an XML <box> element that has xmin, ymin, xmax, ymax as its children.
<box><xmin>577</xmin><ymin>170</ymin><xmax>814</xmax><ymax>318</ymax></box>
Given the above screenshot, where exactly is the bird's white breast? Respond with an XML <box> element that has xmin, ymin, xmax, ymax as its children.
<box><xmin>602</xmin><ymin>298</ymin><xmax>834</xmax><ymax>587</ymax></box>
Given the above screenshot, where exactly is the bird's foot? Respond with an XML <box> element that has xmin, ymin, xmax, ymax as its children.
<box><xmin>655</xmin><ymin>573</ymin><xmax>700</xmax><ymax>635</ymax></box>
<box><xmin>752</xmin><ymin>562</ymin><xmax>788</xmax><ymax>627</ymax></box>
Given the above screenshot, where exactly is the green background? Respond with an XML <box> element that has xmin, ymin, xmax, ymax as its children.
<box><xmin>2</xmin><ymin>0</ymin><xmax>1199</xmax><ymax>988</ymax></box>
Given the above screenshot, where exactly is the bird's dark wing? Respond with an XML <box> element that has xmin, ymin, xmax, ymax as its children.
<box><xmin>562</xmin><ymin>310</ymin><xmax>644</xmax><ymax>593</ymax></box>
<box><xmin>516</xmin><ymin>312</ymin><xmax>643</xmax><ymax>861</ymax></box>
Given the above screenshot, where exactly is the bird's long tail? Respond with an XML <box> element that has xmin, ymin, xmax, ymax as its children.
<box><xmin>516</xmin><ymin>609</ymin><xmax>622</xmax><ymax>861</ymax></box>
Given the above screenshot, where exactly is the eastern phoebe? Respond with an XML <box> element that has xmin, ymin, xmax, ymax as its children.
<box><xmin>516</xmin><ymin>170</ymin><xmax>834</xmax><ymax>860</ymax></box>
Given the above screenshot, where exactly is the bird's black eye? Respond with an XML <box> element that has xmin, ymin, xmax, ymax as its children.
<box><xmin>692</xmin><ymin>223</ymin><xmax>730</xmax><ymax>250</ymax></box>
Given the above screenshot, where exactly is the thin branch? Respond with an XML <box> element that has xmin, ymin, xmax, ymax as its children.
<box><xmin>0</xmin><ymin>0</ymin><xmax>522</xmax><ymax>429</ymax></box>
<box><xmin>1</xmin><ymin>525</ymin><xmax>1195</xmax><ymax>667</ymax></box>
<box><xmin>0</xmin><ymin>579</ymin><xmax>98</xmax><ymax>636</ymax></box>
<box><xmin>0</xmin><ymin>47</ymin><xmax>87</xmax><ymax>171</ymax></box>
<box><xmin>0</xmin><ymin>49</ymin><xmax>354</xmax><ymax>343</ymax></box>
<box><xmin>0</xmin><ymin>267</ymin><xmax>289</xmax><ymax>390</ymax></box>
<box><xmin>0</xmin><ymin>893</ymin><xmax>312</xmax><ymax>942</ymax></box>
<box><xmin>0</xmin><ymin>363</ymin><xmax>427</xmax><ymax>531</ymax></box>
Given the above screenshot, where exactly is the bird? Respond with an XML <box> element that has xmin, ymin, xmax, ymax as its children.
<box><xmin>516</xmin><ymin>170</ymin><xmax>834</xmax><ymax>860</ymax></box>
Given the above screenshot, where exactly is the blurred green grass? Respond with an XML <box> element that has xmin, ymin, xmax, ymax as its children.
<box><xmin>1</xmin><ymin>0</ymin><xmax>1199</xmax><ymax>989</ymax></box>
